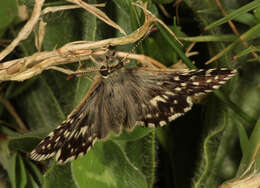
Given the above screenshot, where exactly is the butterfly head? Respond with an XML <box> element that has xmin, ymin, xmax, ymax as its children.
<box><xmin>99</xmin><ymin>58</ymin><xmax>124</xmax><ymax>78</ymax></box>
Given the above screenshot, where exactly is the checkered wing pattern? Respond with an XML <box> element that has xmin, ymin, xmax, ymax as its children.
<box><xmin>132</xmin><ymin>68</ymin><xmax>236</xmax><ymax>127</ymax></box>
<box><xmin>30</xmin><ymin>68</ymin><xmax>236</xmax><ymax>164</ymax></box>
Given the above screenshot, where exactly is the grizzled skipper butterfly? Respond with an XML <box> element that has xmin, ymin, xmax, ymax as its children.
<box><xmin>30</xmin><ymin>51</ymin><xmax>236</xmax><ymax>164</ymax></box>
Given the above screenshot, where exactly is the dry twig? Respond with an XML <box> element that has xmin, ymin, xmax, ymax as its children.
<box><xmin>41</xmin><ymin>3</ymin><xmax>106</xmax><ymax>15</ymax></box>
<box><xmin>0</xmin><ymin>7</ymin><xmax>156</xmax><ymax>81</ymax></box>
<box><xmin>66</xmin><ymin>0</ymin><xmax>126</xmax><ymax>35</ymax></box>
<box><xmin>0</xmin><ymin>0</ymin><xmax>45</xmax><ymax>61</ymax></box>
<box><xmin>0</xmin><ymin>2</ymin><xmax>179</xmax><ymax>83</ymax></box>
<box><xmin>0</xmin><ymin>96</ymin><xmax>28</xmax><ymax>132</ymax></box>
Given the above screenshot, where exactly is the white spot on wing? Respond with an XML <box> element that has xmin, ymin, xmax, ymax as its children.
<box><xmin>186</xmin><ymin>97</ymin><xmax>193</xmax><ymax>106</ymax></box>
<box><xmin>192</xmin><ymin>82</ymin><xmax>200</xmax><ymax>86</ymax></box>
<box><xmin>184</xmin><ymin>106</ymin><xmax>191</xmax><ymax>112</ymax></box>
<box><xmin>48</xmin><ymin>132</ymin><xmax>54</xmax><ymax>137</ymax></box>
<box><xmin>64</xmin><ymin>130</ymin><xmax>70</xmax><ymax>137</ymax></box>
<box><xmin>148</xmin><ymin>123</ymin><xmax>155</xmax><ymax>127</ymax></box>
<box><xmin>63</xmin><ymin>155</ymin><xmax>76</xmax><ymax>163</ymax></box>
<box><xmin>55</xmin><ymin>136</ymin><xmax>60</xmax><ymax>142</ymax></box>
<box><xmin>174</xmin><ymin>76</ymin><xmax>180</xmax><ymax>81</ymax></box>
<box><xmin>190</xmin><ymin>76</ymin><xmax>196</xmax><ymax>80</ymax></box>
<box><xmin>150</xmin><ymin>96</ymin><xmax>167</xmax><ymax>106</ymax></box>
<box><xmin>55</xmin><ymin>149</ymin><xmax>62</xmax><ymax>161</ymax></box>
<box><xmin>165</xmin><ymin>91</ymin><xmax>175</xmax><ymax>96</ymax></box>
<box><xmin>194</xmin><ymin>92</ymin><xmax>205</xmax><ymax>96</ymax></box>
<box><xmin>162</xmin><ymin>95</ymin><xmax>168</xmax><ymax>99</ymax></box>
<box><xmin>168</xmin><ymin>113</ymin><xmax>182</xmax><ymax>121</ymax></box>
<box><xmin>223</xmin><ymin>77</ymin><xmax>230</xmax><ymax>80</ymax></box>
<box><xmin>80</xmin><ymin>126</ymin><xmax>88</xmax><ymax>135</ymax></box>
<box><xmin>160</xmin><ymin>121</ymin><xmax>167</xmax><ymax>126</ymax></box>
<box><xmin>79</xmin><ymin>113</ymin><xmax>84</xmax><ymax>119</ymax></box>
<box><xmin>146</xmin><ymin>114</ymin><xmax>152</xmax><ymax>118</ymax></box>
<box><xmin>206</xmin><ymin>69</ymin><xmax>214</xmax><ymax>76</ymax></box>
<box><xmin>78</xmin><ymin>152</ymin><xmax>84</xmax><ymax>157</ymax></box>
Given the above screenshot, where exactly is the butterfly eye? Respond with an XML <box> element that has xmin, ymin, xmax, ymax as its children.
<box><xmin>99</xmin><ymin>65</ymin><xmax>109</xmax><ymax>76</ymax></box>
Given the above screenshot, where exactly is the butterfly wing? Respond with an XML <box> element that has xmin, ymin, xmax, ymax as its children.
<box><xmin>30</xmin><ymin>78</ymin><xmax>105</xmax><ymax>164</ymax></box>
<box><xmin>30</xmin><ymin>67</ymin><xmax>236</xmax><ymax>164</ymax></box>
<box><xmin>130</xmin><ymin>68</ymin><xmax>237</xmax><ymax>127</ymax></box>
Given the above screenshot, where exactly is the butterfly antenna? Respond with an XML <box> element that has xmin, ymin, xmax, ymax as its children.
<box><xmin>121</xmin><ymin>29</ymin><xmax>152</xmax><ymax>65</ymax></box>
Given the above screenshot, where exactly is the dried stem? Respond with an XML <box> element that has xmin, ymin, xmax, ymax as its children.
<box><xmin>0</xmin><ymin>0</ymin><xmax>45</xmax><ymax>61</ymax></box>
<box><xmin>115</xmin><ymin>52</ymin><xmax>167</xmax><ymax>69</ymax></box>
<box><xmin>0</xmin><ymin>8</ymin><xmax>157</xmax><ymax>81</ymax></box>
<box><xmin>66</xmin><ymin>0</ymin><xmax>126</xmax><ymax>35</ymax></box>
<box><xmin>0</xmin><ymin>96</ymin><xmax>28</xmax><ymax>132</ymax></box>
<box><xmin>41</xmin><ymin>3</ymin><xmax>106</xmax><ymax>15</ymax></box>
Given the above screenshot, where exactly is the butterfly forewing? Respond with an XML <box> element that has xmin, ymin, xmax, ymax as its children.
<box><xmin>30</xmin><ymin>67</ymin><xmax>236</xmax><ymax>164</ymax></box>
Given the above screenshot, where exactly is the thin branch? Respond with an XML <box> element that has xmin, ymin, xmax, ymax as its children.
<box><xmin>66</xmin><ymin>0</ymin><xmax>126</xmax><ymax>35</ymax></box>
<box><xmin>0</xmin><ymin>0</ymin><xmax>45</xmax><ymax>61</ymax></box>
<box><xmin>41</xmin><ymin>3</ymin><xmax>106</xmax><ymax>15</ymax></box>
<box><xmin>0</xmin><ymin>9</ymin><xmax>156</xmax><ymax>82</ymax></box>
<box><xmin>133</xmin><ymin>2</ymin><xmax>181</xmax><ymax>45</ymax></box>
<box><xmin>0</xmin><ymin>96</ymin><xmax>28</xmax><ymax>132</ymax></box>
<box><xmin>205</xmin><ymin>0</ymin><xmax>260</xmax><ymax>64</ymax></box>
<box><xmin>115</xmin><ymin>52</ymin><xmax>167</xmax><ymax>69</ymax></box>
<box><xmin>42</xmin><ymin>5</ymin><xmax>81</xmax><ymax>15</ymax></box>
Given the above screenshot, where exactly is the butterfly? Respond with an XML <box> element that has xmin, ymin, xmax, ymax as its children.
<box><xmin>30</xmin><ymin>52</ymin><xmax>237</xmax><ymax>164</ymax></box>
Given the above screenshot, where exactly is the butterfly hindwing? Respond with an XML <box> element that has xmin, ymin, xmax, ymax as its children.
<box><xmin>131</xmin><ymin>68</ymin><xmax>237</xmax><ymax>127</ymax></box>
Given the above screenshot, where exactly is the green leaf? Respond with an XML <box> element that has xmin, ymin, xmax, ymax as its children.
<box><xmin>16</xmin><ymin>155</ymin><xmax>27</xmax><ymax>188</ymax></box>
<box><xmin>72</xmin><ymin>141</ymin><xmax>147</xmax><ymax>188</ymax></box>
<box><xmin>8</xmin><ymin>154</ymin><xmax>17</xmax><ymax>188</ymax></box>
<box><xmin>43</xmin><ymin>163</ymin><xmax>77</xmax><ymax>188</ymax></box>
<box><xmin>122</xmin><ymin>130</ymin><xmax>156</xmax><ymax>188</ymax></box>
<box><xmin>237</xmin><ymin>118</ymin><xmax>260</xmax><ymax>176</ymax></box>
<box><xmin>9</xmin><ymin>136</ymin><xmax>41</xmax><ymax>153</ymax></box>
<box><xmin>193</xmin><ymin>97</ymin><xmax>237</xmax><ymax>187</ymax></box>
<box><xmin>26</xmin><ymin>174</ymin><xmax>40</xmax><ymax>188</ymax></box>
<box><xmin>229</xmin><ymin>10</ymin><xmax>258</xmax><ymax>26</ymax></box>
<box><xmin>23</xmin><ymin>158</ymin><xmax>43</xmax><ymax>186</ymax></box>
<box><xmin>237</xmin><ymin>122</ymin><xmax>249</xmax><ymax>156</ymax></box>
<box><xmin>254</xmin><ymin>6</ymin><xmax>260</xmax><ymax>20</ymax></box>
<box><xmin>234</xmin><ymin>46</ymin><xmax>260</xmax><ymax>60</ymax></box>
<box><xmin>205</xmin><ymin>0</ymin><xmax>260</xmax><ymax>30</ymax></box>
<box><xmin>113</xmin><ymin>127</ymin><xmax>152</xmax><ymax>141</ymax></box>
